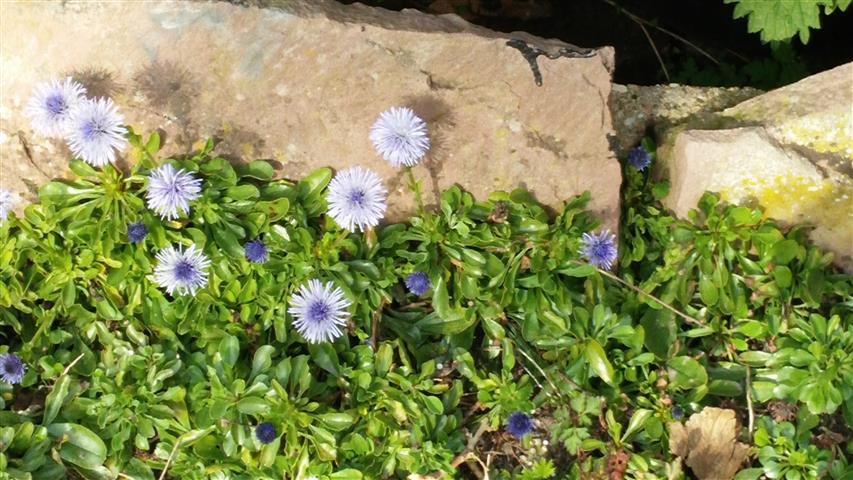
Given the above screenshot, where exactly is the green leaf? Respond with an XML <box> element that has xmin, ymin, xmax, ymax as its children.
<box><xmin>236</xmin><ymin>397</ymin><xmax>270</xmax><ymax>415</ymax></box>
<box><xmin>585</xmin><ymin>340</ymin><xmax>615</xmax><ymax>386</ymax></box>
<box><xmin>725</xmin><ymin>0</ymin><xmax>829</xmax><ymax>43</ymax></box>
<box><xmin>310</xmin><ymin>343</ymin><xmax>340</xmax><ymax>377</ymax></box>
<box><xmin>42</xmin><ymin>376</ymin><xmax>71</xmax><ymax>426</ymax></box>
<box><xmin>297</xmin><ymin>167</ymin><xmax>332</xmax><ymax>200</ymax></box>
<box><xmin>621</xmin><ymin>409</ymin><xmax>652</xmax><ymax>442</ymax></box>
<box><xmin>640</xmin><ymin>310</ymin><xmax>675</xmax><ymax>359</ymax></box>
<box><xmin>212</xmin><ymin>226</ymin><xmax>245</xmax><ymax>258</ymax></box>
<box><xmin>225</xmin><ymin>184</ymin><xmax>260</xmax><ymax>201</ymax></box>
<box><xmin>47</xmin><ymin>423</ymin><xmax>107</xmax><ymax>469</ymax></box>
<box><xmin>699</xmin><ymin>277</ymin><xmax>719</xmax><ymax>306</ymax></box>
<box><xmin>771</xmin><ymin>239</ymin><xmax>801</xmax><ymax>264</ymax></box>
<box><xmin>238</xmin><ymin>160</ymin><xmax>274</xmax><ymax>181</ymax></box>
<box><xmin>219</xmin><ymin>334</ymin><xmax>240</xmax><ymax>368</ymax></box>
<box><xmin>667</xmin><ymin>356</ymin><xmax>708</xmax><ymax>390</ymax></box>
<box><xmin>319</xmin><ymin>412</ymin><xmax>355</xmax><ymax>431</ymax></box>
<box><xmin>250</xmin><ymin>345</ymin><xmax>275</xmax><ymax>379</ymax></box>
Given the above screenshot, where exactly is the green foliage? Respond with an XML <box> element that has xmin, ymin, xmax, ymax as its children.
<box><xmin>0</xmin><ymin>133</ymin><xmax>850</xmax><ymax>479</ymax></box>
<box><xmin>724</xmin><ymin>0</ymin><xmax>851</xmax><ymax>44</ymax></box>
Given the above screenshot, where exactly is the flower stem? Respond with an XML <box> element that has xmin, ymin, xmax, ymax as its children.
<box><xmin>406</xmin><ymin>167</ymin><xmax>424</xmax><ymax>215</ymax></box>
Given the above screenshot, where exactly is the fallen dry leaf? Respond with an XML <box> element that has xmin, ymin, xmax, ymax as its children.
<box><xmin>668</xmin><ymin>407</ymin><xmax>749</xmax><ymax>480</ymax></box>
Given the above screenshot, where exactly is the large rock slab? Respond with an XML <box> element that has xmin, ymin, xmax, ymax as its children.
<box><xmin>664</xmin><ymin>64</ymin><xmax>853</xmax><ymax>270</ymax></box>
<box><xmin>0</xmin><ymin>0</ymin><xmax>619</xmax><ymax>229</ymax></box>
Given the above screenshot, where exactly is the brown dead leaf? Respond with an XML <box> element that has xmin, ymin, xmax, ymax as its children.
<box><xmin>668</xmin><ymin>407</ymin><xmax>749</xmax><ymax>480</ymax></box>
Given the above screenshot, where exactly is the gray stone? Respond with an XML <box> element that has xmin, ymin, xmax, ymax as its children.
<box><xmin>0</xmin><ymin>0</ymin><xmax>620</xmax><ymax>231</ymax></box>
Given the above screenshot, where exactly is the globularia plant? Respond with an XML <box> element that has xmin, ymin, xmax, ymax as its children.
<box><xmin>0</xmin><ymin>83</ymin><xmax>850</xmax><ymax>480</ymax></box>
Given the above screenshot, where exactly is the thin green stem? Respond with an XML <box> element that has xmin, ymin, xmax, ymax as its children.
<box><xmin>406</xmin><ymin>167</ymin><xmax>424</xmax><ymax>215</ymax></box>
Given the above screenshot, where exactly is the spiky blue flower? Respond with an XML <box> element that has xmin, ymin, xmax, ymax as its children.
<box><xmin>244</xmin><ymin>239</ymin><xmax>269</xmax><ymax>264</ymax></box>
<box><xmin>0</xmin><ymin>353</ymin><xmax>26</xmax><ymax>384</ymax></box>
<box><xmin>146</xmin><ymin>164</ymin><xmax>203</xmax><ymax>221</ymax></box>
<box><xmin>25</xmin><ymin>77</ymin><xmax>86</xmax><ymax>138</ymax></box>
<box><xmin>579</xmin><ymin>229</ymin><xmax>618</xmax><ymax>270</ymax></box>
<box><xmin>289</xmin><ymin>279</ymin><xmax>351</xmax><ymax>344</ymax></box>
<box><xmin>66</xmin><ymin>97</ymin><xmax>128</xmax><ymax>167</ymax></box>
<box><xmin>127</xmin><ymin>222</ymin><xmax>148</xmax><ymax>244</ymax></box>
<box><xmin>405</xmin><ymin>272</ymin><xmax>431</xmax><ymax>296</ymax></box>
<box><xmin>326</xmin><ymin>167</ymin><xmax>387</xmax><ymax>233</ymax></box>
<box><xmin>506</xmin><ymin>412</ymin><xmax>534</xmax><ymax>439</ymax></box>
<box><xmin>153</xmin><ymin>244</ymin><xmax>211</xmax><ymax>296</ymax></box>
<box><xmin>370</xmin><ymin>107</ymin><xmax>430</xmax><ymax>167</ymax></box>
<box><xmin>627</xmin><ymin>146</ymin><xmax>651</xmax><ymax>171</ymax></box>
<box><xmin>255</xmin><ymin>422</ymin><xmax>277</xmax><ymax>444</ymax></box>
<box><xmin>0</xmin><ymin>189</ymin><xmax>14</xmax><ymax>223</ymax></box>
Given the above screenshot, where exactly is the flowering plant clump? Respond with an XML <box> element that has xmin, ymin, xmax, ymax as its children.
<box><xmin>0</xmin><ymin>87</ymin><xmax>851</xmax><ymax>479</ymax></box>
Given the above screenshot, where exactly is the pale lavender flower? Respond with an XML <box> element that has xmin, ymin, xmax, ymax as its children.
<box><xmin>579</xmin><ymin>229</ymin><xmax>618</xmax><ymax>270</ymax></box>
<box><xmin>288</xmin><ymin>279</ymin><xmax>351</xmax><ymax>344</ymax></box>
<box><xmin>153</xmin><ymin>244</ymin><xmax>210</xmax><ymax>296</ymax></box>
<box><xmin>25</xmin><ymin>77</ymin><xmax>86</xmax><ymax>138</ymax></box>
<box><xmin>0</xmin><ymin>353</ymin><xmax>26</xmax><ymax>384</ymax></box>
<box><xmin>146</xmin><ymin>164</ymin><xmax>202</xmax><ymax>221</ymax></box>
<box><xmin>0</xmin><ymin>189</ymin><xmax>14</xmax><ymax>223</ymax></box>
<box><xmin>370</xmin><ymin>107</ymin><xmax>430</xmax><ymax>167</ymax></box>
<box><xmin>66</xmin><ymin>97</ymin><xmax>128</xmax><ymax>167</ymax></box>
<box><xmin>326</xmin><ymin>167</ymin><xmax>387</xmax><ymax>232</ymax></box>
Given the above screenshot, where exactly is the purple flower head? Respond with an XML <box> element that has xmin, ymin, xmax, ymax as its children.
<box><xmin>0</xmin><ymin>353</ymin><xmax>26</xmax><ymax>384</ymax></box>
<box><xmin>255</xmin><ymin>422</ymin><xmax>277</xmax><ymax>444</ymax></box>
<box><xmin>506</xmin><ymin>412</ymin><xmax>534</xmax><ymax>439</ymax></box>
<box><xmin>146</xmin><ymin>164</ymin><xmax>203</xmax><ymax>221</ymax></box>
<box><xmin>66</xmin><ymin>97</ymin><xmax>128</xmax><ymax>167</ymax></box>
<box><xmin>579</xmin><ymin>229</ymin><xmax>618</xmax><ymax>270</ymax></box>
<box><xmin>0</xmin><ymin>189</ymin><xmax>14</xmax><ymax>223</ymax></box>
<box><xmin>627</xmin><ymin>146</ymin><xmax>651</xmax><ymax>172</ymax></box>
<box><xmin>127</xmin><ymin>222</ymin><xmax>148</xmax><ymax>244</ymax></box>
<box><xmin>25</xmin><ymin>77</ymin><xmax>87</xmax><ymax>138</ymax></box>
<box><xmin>370</xmin><ymin>107</ymin><xmax>430</xmax><ymax>167</ymax></box>
<box><xmin>671</xmin><ymin>405</ymin><xmax>683</xmax><ymax>421</ymax></box>
<box><xmin>288</xmin><ymin>279</ymin><xmax>351</xmax><ymax>344</ymax></box>
<box><xmin>153</xmin><ymin>244</ymin><xmax>211</xmax><ymax>296</ymax></box>
<box><xmin>326</xmin><ymin>167</ymin><xmax>387</xmax><ymax>233</ymax></box>
<box><xmin>405</xmin><ymin>272</ymin><xmax>431</xmax><ymax>296</ymax></box>
<box><xmin>244</xmin><ymin>239</ymin><xmax>269</xmax><ymax>264</ymax></box>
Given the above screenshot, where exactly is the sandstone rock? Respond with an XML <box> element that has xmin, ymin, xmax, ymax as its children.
<box><xmin>664</xmin><ymin>64</ymin><xmax>853</xmax><ymax>270</ymax></box>
<box><xmin>0</xmin><ymin>0</ymin><xmax>619</xmax><ymax>231</ymax></box>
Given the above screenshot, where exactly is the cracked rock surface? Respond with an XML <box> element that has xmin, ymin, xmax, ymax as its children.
<box><xmin>0</xmin><ymin>0</ymin><xmax>619</xmax><ymax>230</ymax></box>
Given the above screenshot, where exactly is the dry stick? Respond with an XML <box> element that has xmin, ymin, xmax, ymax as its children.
<box><xmin>746</xmin><ymin>366</ymin><xmax>755</xmax><ymax>441</ymax></box>
<box><xmin>600</xmin><ymin>0</ymin><xmax>721</xmax><ymax>66</ymax></box>
<box><xmin>635</xmin><ymin>20</ymin><xmax>670</xmax><ymax>82</ymax></box>
<box><xmin>593</xmin><ymin>266</ymin><xmax>706</xmax><ymax>327</ymax></box>
<box><xmin>451</xmin><ymin>418</ymin><xmax>490</xmax><ymax>468</ymax></box>
<box><xmin>62</xmin><ymin>353</ymin><xmax>85</xmax><ymax>376</ymax></box>
<box><xmin>514</xmin><ymin>345</ymin><xmax>574</xmax><ymax>396</ymax></box>
<box><xmin>158</xmin><ymin>441</ymin><xmax>181</xmax><ymax>480</ymax></box>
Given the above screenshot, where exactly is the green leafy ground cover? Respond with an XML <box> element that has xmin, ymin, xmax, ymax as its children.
<box><xmin>0</xmin><ymin>132</ymin><xmax>851</xmax><ymax>479</ymax></box>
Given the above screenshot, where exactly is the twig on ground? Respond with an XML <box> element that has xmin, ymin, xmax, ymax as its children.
<box><xmin>62</xmin><ymin>353</ymin><xmax>85</xmax><ymax>376</ymax></box>
<box><xmin>600</xmin><ymin>0</ymin><xmax>721</xmax><ymax>66</ymax></box>
<box><xmin>635</xmin><ymin>20</ymin><xmax>670</xmax><ymax>81</ymax></box>
<box><xmin>746</xmin><ymin>366</ymin><xmax>755</xmax><ymax>441</ymax></box>
<box><xmin>593</xmin><ymin>266</ymin><xmax>706</xmax><ymax>327</ymax></box>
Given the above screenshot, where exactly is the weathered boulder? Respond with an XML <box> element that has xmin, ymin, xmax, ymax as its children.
<box><xmin>609</xmin><ymin>83</ymin><xmax>761</xmax><ymax>157</ymax></box>
<box><xmin>663</xmin><ymin>64</ymin><xmax>853</xmax><ymax>270</ymax></box>
<box><xmin>0</xmin><ymin>0</ymin><xmax>620</xmax><ymax>230</ymax></box>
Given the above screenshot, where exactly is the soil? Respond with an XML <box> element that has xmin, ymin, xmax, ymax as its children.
<box><xmin>337</xmin><ymin>0</ymin><xmax>853</xmax><ymax>88</ymax></box>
